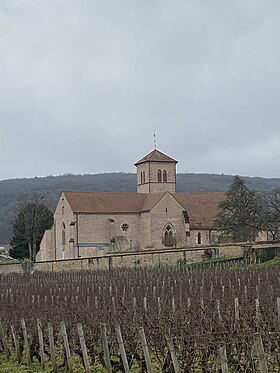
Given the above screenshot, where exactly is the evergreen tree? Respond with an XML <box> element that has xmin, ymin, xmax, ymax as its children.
<box><xmin>214</xmin><ymin>176</ymin><xmax>262</xmax><ymax>242</ymax></box>
<box><xmin>10</xmin><ymin>196</ymin><xmax>53</xmax><ymax>261</ymax></box>
<box><xmin>260</xmin><ymin>188</ymin><xmax>280</xmax><ymax>240</ymax></box>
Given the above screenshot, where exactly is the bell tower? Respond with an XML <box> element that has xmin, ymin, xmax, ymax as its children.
<box><xmin>134</xmin><ymin>149</ymin><xmax>178</xmax><ymax>194</ymax></box>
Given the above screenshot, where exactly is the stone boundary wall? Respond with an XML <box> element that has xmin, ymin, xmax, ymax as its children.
<box><xmin>0</xmin><ymin>244</ymin><xmax>244</xmax><ymax>274</ymax></box>
<box><xmin>1</xmin><ymin>242</ymin><xmax>280</xmax><ymax>275</ymax></box>
<box><xmin>0</xmin><ymin>262</ymin><xmax>22</xmax><ymax>274</ymax></box>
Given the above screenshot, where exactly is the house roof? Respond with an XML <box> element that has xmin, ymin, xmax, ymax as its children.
<box><xmin>134</xmin><ymin>149</ymin><xmax>178</xmax><ymax>166</ymax></box>
<box><xmin>63</xmin><ymin>190</ymin><xmax>225</xmax><ymax>229</ymax></box>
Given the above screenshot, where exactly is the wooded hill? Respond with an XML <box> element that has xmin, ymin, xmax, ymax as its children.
<box><xmin>1</xmin><ymin>172</ymin><xmax>280</xmax><ymax>244</ymax></box>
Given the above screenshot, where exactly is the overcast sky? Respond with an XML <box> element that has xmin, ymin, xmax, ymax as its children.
<box><xmin>1</xmin><ymin>0</ymin><xmax>280</xmax><ymax>180</ymax></box>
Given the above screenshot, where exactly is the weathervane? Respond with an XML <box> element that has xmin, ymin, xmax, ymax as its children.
<box><xmin>153</xmin><ymin>132</ymin><xmax>157</xmax><ymax>149</ymax></box>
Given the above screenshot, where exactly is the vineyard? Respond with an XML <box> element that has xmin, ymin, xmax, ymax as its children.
<box><xmin>0</xmin><ymin>265</ymin><xmax>280</xmax><ymax>372</ymax></box>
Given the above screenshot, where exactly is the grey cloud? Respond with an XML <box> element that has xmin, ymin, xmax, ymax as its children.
<box><xmin>1</xmin><ymin>0</ymin><xmax>280</xmax><ymax>179</ymax></box>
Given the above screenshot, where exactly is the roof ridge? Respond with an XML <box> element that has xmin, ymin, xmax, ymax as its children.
<box><xmin>135</xmin><ymin>149</ymin><xmax>178</xmax><ymax>166</ymax></box>
<box><xmin>64</xmin><ymin>191</ymin><xmax>142</xmax><ymax>195</ymax></box>
<box><xmin>173</xmin><ymin>191</ymin><xmax>226</xmax><ymax>195</ymax></box>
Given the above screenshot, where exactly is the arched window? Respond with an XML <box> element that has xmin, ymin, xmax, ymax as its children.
<box><xmin>164</xmin><ymin>224</ymin><xmax>175</xmax><ymax>247</ymax></box>
<box><xmin>197</xmin><ymin>232</ymin><xmax>202</xmax><ymax>245</ymax></box>
<box><xmin>143</xmin><ymin>171</ymin><xmax>146</xmax><ymax>183</ymax></box>
<box><xmin>163</xmin><ymin>169</ymin><xmax>167</xmax><ymax>182</ymax></box>
<box><xmin>158</xmin><ymin>170</ymin><xmax>162</xmax><ymax>182</ymax></box>
<box><xmin>62</xmin><ymin>222</ymin><xmax>66</xmax><ymax>246</ymax></box>
<box><xmin>141</xmin><ymin>171</ymin><xmax>143</xmax><ymax>184</ymax></box>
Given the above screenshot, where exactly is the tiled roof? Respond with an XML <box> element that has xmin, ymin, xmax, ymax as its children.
<box><xmin>140</xmin><ymin>192</ymin><xmax>166</xmax><ymax>212</ymax></box>
<box><xmin>64</xmin><ymin>191</ymin><xmax>146</xmax><ymax>213</ymax></box>
<box><xmin>63</xmin><ymin>191</ymin><xmax>225</xmax><ymax>229</ymax></box>
<box><xmin>134</xmin><ymin>149</ymin><xmax>178</xmax><ymax>166</ymax></box>
<box><xmin>173</xmin><ymin>192</ymin><xmax>226</xmax><ymax>229</ymax></box>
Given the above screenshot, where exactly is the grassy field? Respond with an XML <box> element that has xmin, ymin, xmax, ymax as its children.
<box><xmin>0</xmin><ymin>355</ymin><xmax>47</xmax><ymax>373</ymax></box>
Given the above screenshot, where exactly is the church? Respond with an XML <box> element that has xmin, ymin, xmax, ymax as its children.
<box><xmin>37</xmin><ymin>149</ymin><xmax>226</xmax><ymax>261</ymax></box>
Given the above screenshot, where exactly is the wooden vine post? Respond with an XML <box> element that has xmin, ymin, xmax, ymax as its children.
<box><xmin>77</xmin><ymin>323</ymin><xmax>91</xmax><ymax>373</ymax></box>
<box><xmin>234</xmin><ymin>298</ymin><xmax>240</xmax><ymax>326</ymax></box>
<box><xmin>255</xmin><ymin>299</ymin><xmax>261</xmax><ymax>321</ymax></box>
<box><xmin>216</xmin><ymin>299</ymin><xmax>222</xmax><ymax>321</ymax></box>
<box><xmin>277</xmin><ymin>297</ymin><xmax>280</xmax><ymax>326</ymax></box>
<box><xmin>60</xmin><ymin>321</ymin><xmax>73</xmax><ymax>373</ymax></box>
<box><xmin>143</xmin><ymin>297</ymin><xmax>147</xmax><ymax>313</ymax></box>
<box><xmin>37</xmin><ymin>319</ymin><xmax>45</xmax><ymax>369</ymax></box>
<box><xmin>100</xmin><ymin>323</ymin><xmax>112</xmax><ymax>373</ymax></box>
<box><xmin>253</xmin><ymin>333</ymin><xmax>268</xmax><ymax>373</ymax></box>
<box><xmin>139</xmin><ymin>327</ymin><xmax>153</xmax><ymax>373</ymax></box>
<box><xmin>115</xmin><ymin>324</ymin><xmax>130</xmax><ymax>373</ymax></box>
<box><xmin>21</xmin><ymin>318</ymin><xmax>31</xmax><ymax>365</ymax></box>
<box><xmin>219</xmin><ymin>345</ymin><xmax>229</xmax><ymax>373</ymax></box>
<box><xmin>48</xmin><ymin>322</ymin><xmax>58</xmax><ymax>373</ymax></box>
<box><xmin>11</xmin><ymin>325</ymin><xmax>21</xmax><ymax>363</ymax></box>
<box><xmin>0</xmin><ymin>321</ymin><xmax>9</xmax><ymax>359</ymax></box>
<box><xmin>166</xmin><ymin>338</ymin><xmax>181</xmax><ymax>373</ymax></box>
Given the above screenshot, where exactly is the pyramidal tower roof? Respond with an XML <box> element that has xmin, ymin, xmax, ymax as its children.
<box><xmin>134</xmin><ymin>149</ymin><xmax>178</xmax><ymax>166</ymax></box>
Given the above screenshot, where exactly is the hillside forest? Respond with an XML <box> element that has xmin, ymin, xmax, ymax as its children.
<box><xmin>1</xmin><ymin>172</ymin><xmax>280</xmax><ymax>244</ymax></box>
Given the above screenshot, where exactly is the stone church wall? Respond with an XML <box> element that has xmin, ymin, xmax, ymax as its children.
<box><xmin>55</xmin><ymin>193</ymin><xmax>76</xmax><ymax>260</ymax></box>
<box><xmin>136</xmin><ymin>162</ymin><xmax>150</xmax><ymax>193</ymax></box>
<box><xmin>188</xmin><ymin>229</ymin><xmax>214</xmax><ymax>246</ymax></box>
<box><xmin>150</xmin><ymin>193</ymin><xmax>187</xmax><ymax>248</ymax></box>
<box><xmin>139</xmin><ymin>212</ymin><xmax>152</xmax><ymax>248</ymax></box>
<box><xmin>148</xmin><ymin>162</ymin><xmax>176</xmax><ymax>193</ymax></box>
<box><xmin>136</xmin><ymin>161</ymin><xmax>176</xmax><ymax>193</ymax></box>
<box><xmin>77</xmin><ymin>213</ymin><xmax>141</xmax><ymax>252</ymax></box>
<box><xmin>37</xmin><ymin>226</ymin><xmax>56</xmax><ymax>261</ymax></box>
